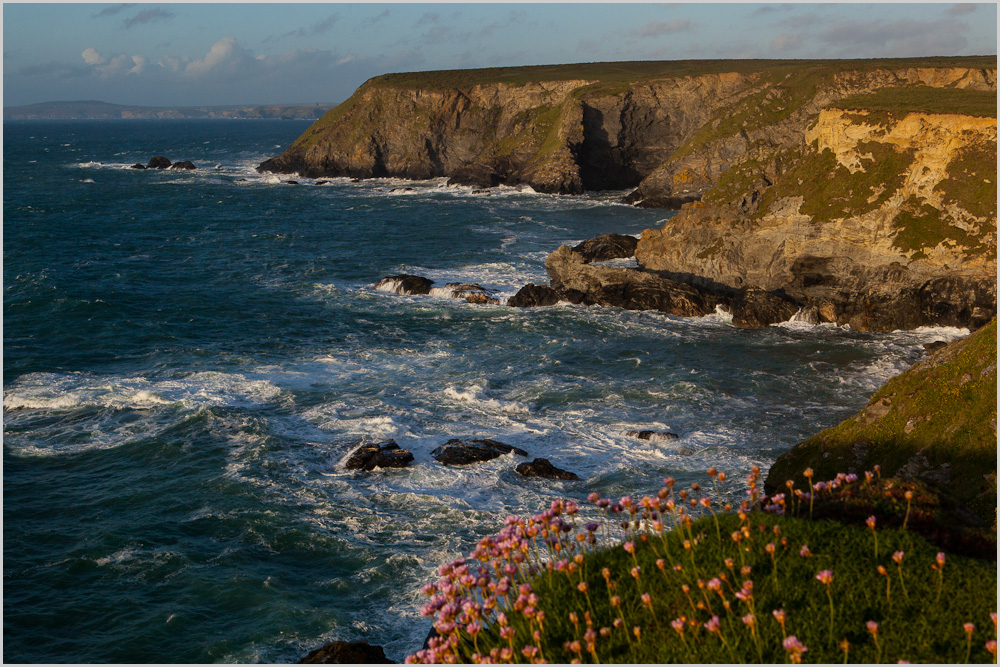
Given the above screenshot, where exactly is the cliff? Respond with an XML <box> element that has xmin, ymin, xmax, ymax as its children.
<box><xmin>765</xmin><ymin>318</ymin><xmax>997</xmax><ymax>525</ymax></box>
<box><xmin>260</xmin><ymin>57</ymin><xmax>997</xmax><ymax>330</ymax></box>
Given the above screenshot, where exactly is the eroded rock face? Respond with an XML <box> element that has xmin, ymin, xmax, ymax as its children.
<box><xmin>515</xmin><ymin>458</ymin><xmax>580</xmax><ymax>480</ymax></box>
<box><xmin>571</xmin><ymin>233</ymin><xmax>639</xmax><ymax>263</ymax></box>
<box><xmin>298</xmin><ymin>641</ymin><xmax>393</xmax><ymax>664</ymax></box>
<box><xmin>431</xmin><ymin>439</ymin><xmax>528</xmax><ymax>465</ymax></box>
<box><xmin>546</xmin><ymin>245</ymin><xmax>716</xmax><ymax>317</ymax></box>
<box><xmin>375</xmin><ymin>275</ymin><xmax>435</xmax><ymax>296</ymax></box>
<box><xmin>345</xmin><ymin>440</ymin><xmax>414</xmax><ymax>471</ymax></box>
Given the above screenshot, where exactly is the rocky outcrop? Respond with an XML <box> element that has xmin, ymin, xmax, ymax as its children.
<box><xmin>572</xmin><ymin>234</ymin><xmax>639</xmax><ymax>263</ymax></box>
<box><xmin>626</xmin><ymin>430</ymin><xmax>679</xmax><ymax>443</ymax></box>
<box><xmin>431</xmin><ymin>439</ymin><xmax>528</xmax><ymax>465</ymax></box>
<box><xmin>298</xmin><ymin>640</ymin><xmax>393</xmax><ymax>664</ymax></box>
<box><xmin>431</xmin><ymin>283</ymin><xmax>500</xmax><ymax>305</ymax></box>
<box><xmin>146</xmin><ymin>156</ymin><xmax>172</xmax><ymax>169</ymax></box>
<box><xmin>546</xmin><ymin>245</ymin><xmax>719</xmax><ymax>317</ymax></box>
<box><xmin>345</xmin><ymin>440</ymin><xmax>414</xmax><ymax>471</ymax></box>
<box><xmin>169</xmin><ymin>161</ymin><xmax>196</xmax><ymax>170</ymax></box>
<box><xmin>375</xmin><ymin>275</ymin><xmax>435</xmax><ymax>296</ymax></box>
<box><xmin>515</xmin><ymin>458</ymin><xmax>580</xmax><ymax>480</ymax></box>
<box><xmin>730</xmin><ymin>287</ymin><xmax>800</xmax><ymax>328</ymax></box>
<box><xmin>636</xmin><ymin>108</ymin><xmax>997</xmax><ymax>330</ymax></box>
<box><xmin>508</xmin><ymin>284</ymin><xmax>587</xmax><ymax>308</ymax></box>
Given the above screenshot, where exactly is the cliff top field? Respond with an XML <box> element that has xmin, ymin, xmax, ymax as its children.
<box><xmin>364</xmin><ymin>56</ymin><xmax>998</xmax><ymax>91</ymax></box>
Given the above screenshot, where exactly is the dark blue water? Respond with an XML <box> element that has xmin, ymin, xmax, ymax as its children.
<box><xmin>3</xmin><ymin>119</ymin><xmax>965</xmax><ymax>663</ymax></box>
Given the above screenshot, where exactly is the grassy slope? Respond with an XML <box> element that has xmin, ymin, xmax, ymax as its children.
<box><xmin>767</xmin><ymin>319</ymin><xmax>998</xmax><ymax>523</ymax></box>
<box><xmin>835</xmin><ymin>86</ymin><xmax>997</xmax><ymax>118</ymax></box>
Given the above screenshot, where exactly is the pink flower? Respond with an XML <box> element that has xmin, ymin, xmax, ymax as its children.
<box><xmin>577</xmin><ymin>582</ymin><xmax>588</xmax><ymax>593</ymax></box>
<box><xmin>892</xmin><ymin>551</ymin><xmax>904</xmax><ymax>565</ymax></box>
<box><xmin>816</xmin><ymin>570</ymin><xmax>833</xmax><ymax>585</ymax></box>
<box><xmin>867</xmin><ymin>621</ymin><xmax>879</xmax><ymax>635</ymax></box>
<box><xmin>964</xmin><ymin>623</ymin><xmax>975</xmax><ymax>635</ymax></box>
<box><xmin>866</xmin><ymin>515</ymin><xmax>877</xmax><ymax>530</ymax></box>
<box><xmin>704</xmin><ymin>616</ymin><xmax>721</xmax><ymax>633</ymax></box>
<box><xmin>773</xmin><ymin>609</ymin><xmax>786</xmax><ymax>624</ymax></box>
<box><xmin>800</xmin><ymin>545</ymin><xmax>812</xmax><ymax>557</ymax></box>
<box><xmin>936</xmin><ymin>552</ymin><xmax>946</xmax><ymax>567</ymax></box>
<box><xmin>985</xmin><ymin>640</ymin><xmax>996</xmax><ymax>657</ymax></box>
<box><xmin>742</xmin><ymin>613</ymin><xmax>755</xmax><ymax>627</ymax></box>
<box><xmin>623</xmin><ymin>541</ymin><xmax>635</xmax><ymax>554</ymax></box>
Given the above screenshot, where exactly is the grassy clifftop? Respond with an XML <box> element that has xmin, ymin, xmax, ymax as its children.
<box><xmin>767</xmin><ymin>319</ymin><xmax>997</xmax><ymax>523</ymax></box>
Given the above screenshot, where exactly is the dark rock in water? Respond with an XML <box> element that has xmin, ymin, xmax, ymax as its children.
<box><xmin>315</xmin><ymin>180</ymin><xmax>329</xmax><ymax>185</ymax></box>
<box><xmin>431</xmin><ymin>438</ymin><xmax>528</xmax><ymax>465</ymax></box>
<box><xmin>130</xmin><ymin>163</ymin><xmax>146</xmax><ymax>170</ymax></box>
<box><xmin>923</xmin><ymin>341</ymin><xmax>948</xmax><ymax>355</ymax></box>
<box><xmin>515</xmin><ymin>458</ymin><xmax>580</xmax><ymax>480</ymax></box>
<box><xmin>572</xmin><ymin>233</ymin><xmax>639</xmax><ymax>263</ymax></box>
<box><xmin>375</xmin><ymin>274</ymin><xmax>435</xmax><ymax>296</ymax></box>
<box><xmin>509</xmin><ymin>284</ymin><xmax>563</xmax><ymax>307</ymax></box>
<box><xmin>440</xmin><ymin>283</ymin><xmax>499</xmax><ymax>305</ymax></box>
<box><xmin>298</xmin><ymin>640</ymin><xmax>392</xmax><ymax>664</ymax></box>
<box><xmin>627</xmin><ymin>430</ymin><xmax>680</xmax><ymax>443</ymax></box>
<box><xmin>731</xmin><ymin>286</ymin><xmax>800</xmax><ymax>328</ymax></box>
<box><xmin>285</xmin><ymin>180</ymin><xmax>300</xmax><ymax>185</ymax></box>
<box><xmin>146</xmin><ymin>156</ymin><xmax>171</xmax><ymax>169</ymax></box>
<box><xmin>169</xmin><ymin>160</ymin><xmax>196</xmax><ymax>170</ymax></box>
<box><xmin>345</xmin><ymin>440</ymin><xmax>414</xmax><ymax>471</ymax></box>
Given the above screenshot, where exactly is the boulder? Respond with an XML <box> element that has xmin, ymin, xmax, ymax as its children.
<box><xmin>923</xmin><ymin>341</ymin><xmax>948</xmax><ymax>355</ymax></box>
<box><xmin>431</xmin><ymin>439</ymin><xmax>528</xmax><ymax>465</ymax></box>
<box><xmin>375</xmin><ymin>275</ymin><xmax>435</xmax><ymax>296</ymax></box>
<box><xmin>572</xmin><ymin>233</ymin><xmax>639</xmax><ymax>263</ymax></box>
<box><xmin>345</xmin><ymin>440</ymin><xmax>414</xmax><ymax>471</ymax></box>
<box><xmin>433</xmin><ymin>283</ymin><xmax>500</xmax><ymax>305</ymax></box>
<box><xmin>130</xmin><ymin>163</ymin><xmax>146</xmax><ymax>170</ymax></box>
<box><xmin>627</xmin><ymin>430</ymin><xmax>680</xmax><ymax>443</ymax></box>
<box><xmin>730</xmin><ymin>287</ymin><xmax>800</xmax><ymax>328</ymax></box>
<box><xmin>146</xmin><ymin>156</ymin><xmax>171</xmax><ymax>169</ymax></box>
<box><xmin>509</xmin><ymin>284</ymin><xmax>563</xmax><ymax>307</ymax></box>
<box><xmin>285</xmin><ymin>180</ymin><xmax>300</xmax><ymax>185</ymax></box>
<box><xmin>515</xmin><ymin>458</ymin><xmax>580</xmax><ymax>480</ymax></box>
<box><xmin>298</xmin><ymin>641</ymin><xmax>392</xmax><ymax>664</ymax></box>
<box><xmin>169</xmin><ymin>161</ymin><xmax>196</xmax><ymax>170</ymax></box>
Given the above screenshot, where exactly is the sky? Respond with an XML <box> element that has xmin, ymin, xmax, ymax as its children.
<box><xmin>2</xmin><ymin>3</ymin><xmax>997</xmax><ymax>108</ymax></box>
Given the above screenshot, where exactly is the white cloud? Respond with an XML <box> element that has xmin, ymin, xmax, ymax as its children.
<box><xmin>82</xmin><ymin>48</ymin><xmax>104</xmax><ymax>66</ymax></box>
<box><xmin>631</xmin><ymin>19</ymin><xmax>694</xmax><ymax>38</ymax></box>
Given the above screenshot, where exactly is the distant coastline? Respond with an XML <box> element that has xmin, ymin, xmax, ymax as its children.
<box><xmin>3</xmin><ymin>100</ymin><xmax>336</xmax><ymax>120</ymax></box>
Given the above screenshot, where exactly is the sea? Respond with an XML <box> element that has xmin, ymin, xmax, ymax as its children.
<box><xmin>2</xmin><ymin>119</ymin><xmax>969</xmax><ymax>663</ymax></box>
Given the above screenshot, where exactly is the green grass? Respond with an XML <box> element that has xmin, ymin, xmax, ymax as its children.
<box><xmin>834</xmin><ymin>86</ymin><xmax>998</xmax><ymax>118</ymax></box>
<box><xmin>935</xmin><ymin>142</ymin><xmax>999</xmax><ymax>223</ymax></box>
<box><xmin>408</xmin><ymin>470</ymin><xmax>997</xmax><ymax>664</ymax></box>
<box><xmin>367</xmin><ymin>57</ymin><xmax>996</xmax><ymax>91</ymax></box>
<box><xmin>767</xmin><ymin>319</ymin><xmax>998</xmax><ymax>524</ymax></box>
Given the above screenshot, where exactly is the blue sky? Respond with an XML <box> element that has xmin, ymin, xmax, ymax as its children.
<box><xmin>3</xmin><ymin>3</ymin><xmax>997</xmax><ymax>107</ymax></box>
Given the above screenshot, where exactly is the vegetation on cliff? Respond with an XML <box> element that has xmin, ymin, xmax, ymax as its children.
<box><xmin>766</xmin><ymin>319</ymin><xmax>997</xmax><ymax>525</ymax></box>
<box><xmin>408</xmin><ymin>468</ymin><xmax>997</xmax><ymax>664</ymax></box>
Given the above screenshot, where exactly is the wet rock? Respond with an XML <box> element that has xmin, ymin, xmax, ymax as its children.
<box><xmin>298</xmin><ymin>640</ymin><xmax>393</xmax><ymax>664</ymax></box>
<box><xmin>431</xmin><ymin>439</ymin><xmax>528</xmax><ymax>465</ymax></box>
<box><xmin>375</xmin><ymin>275</ymin><xmax>435</xmax><ymax>296</ymax></box>
<box><xmin>730</xmin><ymin>286</ymin><xmax>800</xmax><ymax>328</ymax></box>
<box><xmin>509</xmin><ymin>284</ymin><xmax>563</xmax><ymax>307</ymax></box>
<box><xmin>434</xmin><ymin>283</ymin><xmax>499</xmax><ymax>305</ymax></box>
<box><xmin>169</xmin><ymin>161</ymin><xmax>196</xmax><ymax>170</ymax></box>
<box><xmin>146</xmin><ymin>156</ymin><xmax>171</xmax><ymax>169</ymax></box>
<box><xmin>515</xmin><ymin>458</ymin><xmax>580</xmax><ymax>480</ymax></box>
<box><xmin>130</xmin><ymin>163</ymin><xmax>146</xmax><ymax>170</ymax></box>
<box><xmin>572</xmin><ymin>233</ymin><xmax>639</xmax><ymax>263</ymax></box>
<box><xmin>345</xmin><ymin>440</ymin><xmax>414</xmax><ymax>471</ymax></box>
<box><xmin>627</xmin><ymin>430</ymin><xmax>680</xmax><ymax>443</ymax></box>
<box><xmin>315</xmin><ymin>180</ymin><xmax>329</xmax><ymax>185</ymax></box>
<box><xmin>285</xmin><ymin>180</ymin><xmax>300</xmax><ymax>185</ymax></box>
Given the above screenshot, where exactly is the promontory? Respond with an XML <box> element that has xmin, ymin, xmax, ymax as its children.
<box><xmin>259</xmin><ymin>57</ymin><xmax>997</xmax><ymax>332</ymax></box>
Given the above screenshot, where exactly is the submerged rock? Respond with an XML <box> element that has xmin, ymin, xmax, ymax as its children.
<box><xmin>345</xmin><ymin>440</ymin><xmax>414</xmax><ymax>471</ymax></box>
<box><xmin>515</xmin><ymin>458</ymin><xmax>580</xmax><ymax>480</ymax></box>
<box><xmin>130</xmin><ymin>163</ymin><xmax>146</xmax><ymax>170</ymax></box>
<box><xmin>169</xmin><ymin>160</ymin><xmax>196</xmax><ymax>170</ymax></box>
<box><xmin>432</xmin><ymin>283</ymin><xmax>500</xmax><ymax>305</ymax></box>
<box><xmin>431</xmin><ymin>439</ymin><xmax>528</xmax><ymax>465</ymax></box>
<box><xmin>375</xmin><ymin>274</ymin><xmax>435</xmax><ymax>296</ymax></box>
<box><xmin>627</xmin><ymin>430</ymin><xmax>680</xmax><ymax>443</ymax></box>
<box><xmin>572</xmin><ymin>233</ymin><xmax>639</xmax><ymax>263</ymax></box>
<box><xmin>146</xmin><ymin>156</ymin><xmax>171</xmax><ymax>169</ymax></box>
<box><xmin>298</xmin><ymin>640</ymin><xmax>393</xmax><ymax>664</ymax></box>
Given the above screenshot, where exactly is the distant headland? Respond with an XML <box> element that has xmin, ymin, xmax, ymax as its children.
<box><xmin>2</xmin><ymin>100</ymin><xmax>336</xmax><ymax>120</ymax></box>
